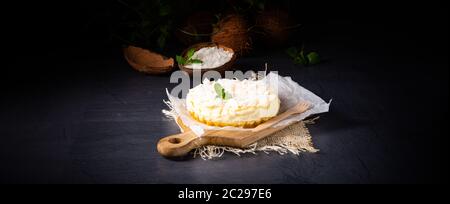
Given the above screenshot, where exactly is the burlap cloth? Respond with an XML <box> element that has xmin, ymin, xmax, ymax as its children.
<box><xmin>162</xmin><ymin>107</ymin><xmax>319</xmax><ymax>160</ymax></box>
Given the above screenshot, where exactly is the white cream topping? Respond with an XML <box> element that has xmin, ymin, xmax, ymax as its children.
<box><xmin>186</xmin><ymin>78</ymin><xmax>280</xmax><ymax>124</ymax></box>
<box><xmin>184</xmin><ymin>46</ymin><xmax>233</xmax><ymax>69</ymax></box>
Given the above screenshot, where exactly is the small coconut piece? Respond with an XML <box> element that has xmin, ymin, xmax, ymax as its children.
<box><xmin>123</xmin><ymin>46</ymin><xmax>175</xmax><ymax>74</ymax></box>
<box><xmin>211</xmin><ymin>15</ymin><xmax>251</xmax><ymax>55</ymax></box>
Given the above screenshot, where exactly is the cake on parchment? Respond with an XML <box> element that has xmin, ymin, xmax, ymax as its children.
<box><xmin>186</xmin><ymin>78</ymin><xmax>280</xmax><ymax>128</ymax></box>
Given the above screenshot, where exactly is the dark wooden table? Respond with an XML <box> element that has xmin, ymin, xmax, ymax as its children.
<box><xmin>1</xmin><ymin>22</ymin><xmax>448</xmax><ymax>183</ymax></box>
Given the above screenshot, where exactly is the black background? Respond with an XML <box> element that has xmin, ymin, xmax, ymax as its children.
<box><xmin>0</xmin><ymin>0</ymin><xmax>448</xmax><ymax>184</ymax></box>
<box><xmin>2</xmin><ymin>0</ymin><xmax>448</xmax><ymax>59</ymax></box>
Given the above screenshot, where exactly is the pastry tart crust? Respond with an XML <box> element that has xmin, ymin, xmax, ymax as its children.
<box><xmin>189</xmin><ymin>111</ymin><xmax>273</xmax><ymax>128</ymax></box>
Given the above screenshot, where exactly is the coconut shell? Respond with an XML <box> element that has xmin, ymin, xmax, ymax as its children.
<box><xmin>211</xmin><ymin>15</ymin><xmax>251</xmax><ymax>55</ymax></box>
<box><xmin>255</xmin><ymin>9</ymin><xmax>293</xmax><ymax>47</ymax></box>
<box><xmin>123</xmin><ymin>46</ymin><xmax>175</xmax><ymax>75</ymax></box>
<box><xmin>175</xmin><ymin>12</ymin><xmax>215</xmax><ymax>46</ymax></box>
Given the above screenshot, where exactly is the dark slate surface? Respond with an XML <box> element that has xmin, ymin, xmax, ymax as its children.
<box><xmin>0</xmin><ymin>22</ymin><xmax>448</xmax><ymax>184</ymax></box>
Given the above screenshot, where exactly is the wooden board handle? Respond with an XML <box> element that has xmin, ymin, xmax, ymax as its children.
<box><xmin>157</xmin><ymin>131</ymin><xmax>205</xmax><ymax>157</ymax></box>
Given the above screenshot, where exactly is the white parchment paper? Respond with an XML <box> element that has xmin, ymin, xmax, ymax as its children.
<box><xmin>166</xmin><ymin>72</ymin><xmax>331</xmax><ymax>136</ymax></box>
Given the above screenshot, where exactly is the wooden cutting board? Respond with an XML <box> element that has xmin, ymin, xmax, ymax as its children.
<box><xmin>157</xmin><ymin>118</ymin><xmax>289</xmax><ymax>157</ymax></box>
<box><xmin>157</xmin><ymin>103</ymin><xmax>309</xmax><ymax>157</ymax></box>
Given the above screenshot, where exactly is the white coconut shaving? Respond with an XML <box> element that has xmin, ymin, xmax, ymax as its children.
<box><xmin>185</xmin><ymin>46</ymin><xmax>233</xmax><ymax>69</ymax></box>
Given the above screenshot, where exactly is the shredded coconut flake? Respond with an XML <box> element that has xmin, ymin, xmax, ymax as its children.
<box><xmin>185</xmin><ymin>46</ymin><xmax>233</xmax><ymax>69</ymax></box>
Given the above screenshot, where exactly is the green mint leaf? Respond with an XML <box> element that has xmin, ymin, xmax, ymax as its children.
<box><xmin>177</xmin><ymin>48</ymin><xmax>202</xmax><ymax>65</ymax></box>
<box><xmin>186</xmin><ymin>48</ymin><xmax>196</xmax><ymax>60</ymax></box>
<box><xmin>288</xmin><ymin>45</ymin><xmax>320</xmax><ymax>66</ymax></box>
<box><xmin>300</xmin><ymin>51</ymin><xmax>308</xmax><ymax>65</ymax></box>
<box><xmin>286</xmin><ymin>47</ymin><xmax>298</xmax><ymax>58</ymax></box>
<box><xmin>176</xmin><ymin>55</ymin><xmax>186</xmax><ymax>65</ymax></box>
<box><xmin>307</xmin><ymin>52</ymin><xmax>320</xmax><ymax>65</ymax></box>
<box><xmin>189</xmin><ymin>59</ymin><xmax>203</xmax><ymax>64</ymax></box>
<box><xmin>214</xmin><ymin>83</ymin><xmax>224</xmax><ymax>98</ymax></box>
<box><xmin>293</xmin><ymin>56</ymin><xmax>307</xmax><ymax>65</ymax></box>
<box><xmin>224</xmin><ymin>92</ymin><xmax>232</xmax><ymax>100</ymax></box>
<box><xmin>214</xmin><ymin>83</ymin><xmax>232</xmax><ymax>100</ymax></box>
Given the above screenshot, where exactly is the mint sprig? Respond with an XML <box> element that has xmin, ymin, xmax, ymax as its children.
<box><xmin>286</xmin><ymin>46</ymin><xmax>320</xmax><ymax>66</ymax></box>
<box><xmin>176</xmin><ymin>48</ymin><xmax>203</xmax><ymax>65</ymax></box>
<box><xmin>214</xmin><ymin>83</ymin><xmax>232</xmax><ymax>100</ymax></box>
